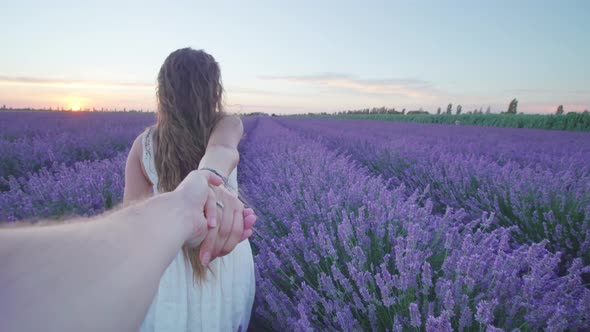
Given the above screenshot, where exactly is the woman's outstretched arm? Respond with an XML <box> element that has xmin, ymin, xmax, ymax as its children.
<box><xmin>196</xmin><ymin>115</ymin><xmax>253</xmax><ymax>265</ymax></box>
<box><xmin>199</xmin><ymin>114</ymin><xmax>244</xmax><ymax>177</ymax></box>
<box><xmin>0</xmin><ymin>171</ymin><xmax>222</xmax><ymax>332</ymax></box>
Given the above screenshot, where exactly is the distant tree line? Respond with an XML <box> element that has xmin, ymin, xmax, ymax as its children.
<box><xmin>303</xmin><ymin>98</ymin><xmax>590</xmax><ymax>131</ymax></box>
<box><xmin>335</xmin><ymin>107</ymin><xmax>433</xmax><ymax>115</ymax></box>
<box><xmin>331</xmin><ymin>98</ymin><xmax>589</xmax><ymax>117</ymax></box>
<box><xmin>335</xmin><ymin>107</ymin><xmax>403</xmax><ymax>115</ymax></box>
<box><xmin>241</xmin><ymin>112</ymin><xmax>275</xmax><ymax>117</ymax></box>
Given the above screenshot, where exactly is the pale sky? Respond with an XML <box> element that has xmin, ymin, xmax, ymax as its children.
<box><xmin>0</xmin><ymin>0</ymin><xmax>588</xmax><ymax>114</ymax></box>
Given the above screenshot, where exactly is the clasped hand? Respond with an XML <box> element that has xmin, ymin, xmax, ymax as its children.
<box><xmin>172</xmin><ymin>170</ymin><xmax>257</xmax><ymax>266</ymax></box>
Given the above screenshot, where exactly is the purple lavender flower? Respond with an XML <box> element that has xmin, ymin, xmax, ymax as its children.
<box><xmin>475</xmin><ymin>299</ymin><xmax>498</xmax><ymax>326</ymax></box>
<box><xmin>459</xmin><ymin>305</ymin><xmax>473</xmax><ymax>330</ymax></box>
<box><xmin>485</xmin><ymin>326</ymin><xmax>505</xmax><ymax>332</ymax></box>
<box><xmin>421</xmin><ymin>261</ymin><xmax>433</xmax><ymax>294</ymax></box>
<box><xmin>425</xmin><ymin>314</ymin><xmax>453</xmax><ymax>332</ymax></box>
<box><xmin>409</xmin><ymin>302</ymin><xmax>421</xmax><ymax>327</ymax></box>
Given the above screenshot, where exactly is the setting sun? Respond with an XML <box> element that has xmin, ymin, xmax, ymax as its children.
<box><xmin>72</xmin><ymin>104</ymin><xmax>80</xmax><ymax>111</ymax></box>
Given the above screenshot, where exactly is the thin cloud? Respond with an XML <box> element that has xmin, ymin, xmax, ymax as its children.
<box><xmin>0</xmin><ymin>75</ymin><xmax>153</xmax><ymax>90</ymax></box>
<box><xmin>226</xmin><ymin>103</ymin><xmax>307</xmax><ymax>111</ymax></box>
<box><xmin>259</xmin><ymin>73</ymin><xmax>442</xmax><ymax>99</ymax></box>
<box><xmin>225</xmin><ymin>103</ymin><xmax>325</xmax><ymax>114</ymax></box>
<box><xmin>227</xmin><ymin>86</ymin><xmax>304</xmax><ymax>97</ymax></box>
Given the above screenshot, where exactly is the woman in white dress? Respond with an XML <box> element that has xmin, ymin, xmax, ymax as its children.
<box><xmin>123</xmin><ymin>48</ymin><xmax>256</xmax><ymax>331</ymax></box>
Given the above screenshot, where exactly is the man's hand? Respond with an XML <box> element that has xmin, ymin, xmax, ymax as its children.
<box><xmin>172</xmin><ymin>170</ymin><xmax>224</xmax><ymax>247</ymax></box>
<box><xmin>171</xmin><ymin>169</ymin><xmax>257</xmax><ymax>258</ymax></box>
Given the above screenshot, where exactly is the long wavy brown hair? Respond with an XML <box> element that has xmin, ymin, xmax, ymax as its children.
<box><xmin>153</xmin><ymin>48</ymin><xmax>225</xmax><ymax>281</ymax></box>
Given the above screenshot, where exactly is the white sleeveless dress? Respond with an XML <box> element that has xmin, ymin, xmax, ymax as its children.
<box><xmin>139</xmin><ymin>128</ymin><xmax>256</xmax><ymax>332</ymax></box>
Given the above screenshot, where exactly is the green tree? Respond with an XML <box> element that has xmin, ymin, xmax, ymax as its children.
<box><xmin>507</xmin><ymin>98</ymin><xmax>518</xmax><ymax>114</ymax></box>
<box><xmin>437</xmin><ymin>107</ymin><xmax>441</xmax><ymax>114</ymax></box>
<box><xmin>556</xmin><ymin>105</ymin><xmax>564</xmax><ymax>115</ymax></box>
<box><xmin>456</xmin><ymin>105</ymin><xmax>462</xmax><ymax>115</ymax></box>
<box><xmin>446</xmin><ymin>103</ymin><xmax>453</xmax><ymax>114</ymax></box>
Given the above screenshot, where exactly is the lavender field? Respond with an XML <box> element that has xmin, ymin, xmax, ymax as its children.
<box><xmin>1</xmin><ymin>112</ymin><xmax>589</xmax><ymax>331</ymax></box>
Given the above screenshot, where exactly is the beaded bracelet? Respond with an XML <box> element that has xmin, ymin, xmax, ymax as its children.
<box><xmin>199</xmin><ymin>167</ymin><xmax>228</xmax><ymax>184</ymax></box>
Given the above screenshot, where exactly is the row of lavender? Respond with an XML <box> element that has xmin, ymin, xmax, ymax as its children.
<box><xmin>0</xmin><ymin>112</ymin><xmax>153</xmax><ymax>220</ymax></box>
<box><xmin>0</xmin><ymin>153</ymin><xmax>127</xmax><ymax>221</ymax></box>
<box><xmin>275</xmin><ymin>117</ymin><xmax>590</xmax><ymax>269</ymax></box>
<box><xmin>0</xmin><ymin>111</ymin><xmax>155</xmax><ymax>181</ymax></box>
<box><xmin>240</xmin><ymin>117</ymin><xmax>590</xmax><ymax>331</ymax></box>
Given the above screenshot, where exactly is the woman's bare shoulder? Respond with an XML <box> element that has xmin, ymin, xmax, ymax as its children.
<box><xmin>127</xmin><ymin>127</ymin><xmax>152</xmax><ymax>179</ymax></box>
<box><xmin>130</xmin><ymin>128</ymin><xmax>148</xmax><ymax>154</ymax></box>
<box><xmin>135</xmin><ymin>125</ymin><xmax>156</xmax><ymax>146</ymax></box>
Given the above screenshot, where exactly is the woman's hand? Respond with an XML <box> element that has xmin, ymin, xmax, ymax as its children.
<box><xmin>198</xmin><ymin>185</ymin><xmax>257</xmax><ymax>267</ymax></box>
<box><xmin>172</xmin><ymin>170</ymin><xmax>224</xmax><ymax>247</ymax></box>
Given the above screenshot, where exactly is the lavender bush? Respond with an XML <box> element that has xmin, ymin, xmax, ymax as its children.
<box><xmin>0</xmin><ymin>152</ymin><xmax>126</xmax><ymax>221</ymax></box>
<box><xmin>0</xmin><ymin>111</ymin><xmax>154</xmax><ymax>181</ymax></box>
<box><xmin>0</xmin><ymin>112</ymin><xmax>152</xmax><ymax>219</ymax></box>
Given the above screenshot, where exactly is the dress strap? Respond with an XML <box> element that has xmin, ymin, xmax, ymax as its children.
<box><xmin>141</xmin><ymin>127</ymin><xmax>159</xmax><ymax>186</ymax></box>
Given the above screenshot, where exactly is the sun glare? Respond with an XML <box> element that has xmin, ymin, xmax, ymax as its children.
<box><xmin>72</xmin><ymin>104</ymin><xmax>80</xmax><ymax>111</ymax></box>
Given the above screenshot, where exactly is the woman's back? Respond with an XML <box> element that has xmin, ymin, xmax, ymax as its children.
<box><xmin>139</xmin><ymin>127</ymin><xmax>255</xmax><ymax>332</ymax></box>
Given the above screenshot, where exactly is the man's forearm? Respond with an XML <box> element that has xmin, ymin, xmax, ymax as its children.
<box><xmin>0</xmin><ymin>192</ymin><xmax>189</xmax><ymax>332</ymax></box>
